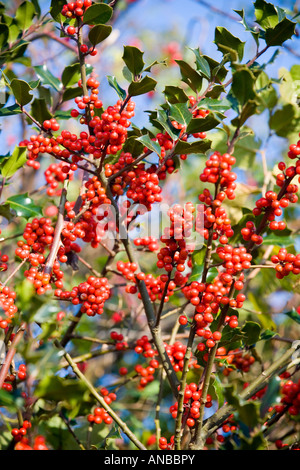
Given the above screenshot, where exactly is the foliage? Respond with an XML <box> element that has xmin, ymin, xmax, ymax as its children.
<box><xmin>0</xmin><ymin>0</ymin><xmax>299</xmax><ymax>452</ymax></box>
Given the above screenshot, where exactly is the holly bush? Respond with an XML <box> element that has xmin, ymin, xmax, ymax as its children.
<box><xmin>0</xmin><ymin>0</ymin><xmax>299</xmax><ymax>452</ymax></box>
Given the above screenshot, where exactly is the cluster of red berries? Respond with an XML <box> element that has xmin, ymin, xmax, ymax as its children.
<box><xmin>170</xmin><ymin>383</ymin><xmax>212</xmax><ymax>428</ymax></box>
<box><xmin>17</xmin><ymin>364</ymin><xmax>27</xmax><ymax>381</ymax></box>
<box><xmin>24</xmin><ymin>262</ymin><xmax>64</xmax><ymax>295</ymax></box>
<box><xmin>217</xmin><ymin>244</ymin><xmax>253</xmax><ymax>274</ymax></box>
<box><xmin>44</xmin><ymin>162</ymin><xmax>74</xmax><ymax>197</ymax></box>
<box><xmin>274</xmin><ymin>378</ymin><xmax>300</xmax><ymax>416</ymax></box>
<box><xmin>11</xmin><ymin>420</ymin><xmax>32</xmax><ymax>442</ymax></box>
<box><xmin>54</xmin><ymin>276</ymin><xmax>110</xmax><ymax>316</ymax></box>
<box><xmin>42</xmin><ymin>118</ymin><xmax>60</xmax><ymax>132</ymax></box>
<box><xmin>80</xmin><ymin>175</ymin><xmax>111</xmax><ymax>217</ymax></box>
<box><xmin>240</xmin><ymin>220</ymin><xmax>263</xmax><ymax>245</ymax></box>
<box><xmin>199</xmin><ymin>152</ymin><xmax>237</xmax><ymax>198</ymax></box>
<box><xmin>104</xmin><ymin>152</ymin><xmax>163</xmax><ymax>209</ymax></box>
<box><xmin>61</xmin><ymin>0</ymin><xmax>92</xmax><ymax>19</ymax></box>
<box><xmin>159</xmin><ymin>435</ymin><xmax>174</xmax><ymax>450</ymax></box>
<box><xmin>134</xmin><ymin>363</ymin><xmax>156</xmax><ymax>389</ymax></box>
<box><xmin>15</xmin><ymin>434</ymin><xmax>49</xmax><ymax>451</ymax></box>
<box><xmin>134</xmin><ymin>335</ymin><xmax>156</xmax><ymax>358</ymax></box>
<box><xmin>271</xmin><ymin>248</ymin><xmax>300</xmax><ymax>279</ymax></box>
<box><xmin>116</xmin><ymin>261</ymin><xmax>177</xmax><ymax>301</ymax></box>
<box><xmin>71</xmin><ymin>77</ymin><xmax>102</xmax><ymax>123</ymax></box>
<box><xmin>18</xmin><ymin>218</ymin><xmax>54</xmax><ymax>256</ymax></box>
<box><xmin>221</xmin><ymin>349</ymin><xmax>256</xmax><ymax>375</ymax></box>
<box><xmin>110</xmin><ymin>331</ymin><xmax>128</xmax><ymax>351</ymax></box>
<box><xmin>116</xmin><ymin>261</ymin><xmax>138</xmax><ymax>285</ymax></box>
<box><xmin>205</xmin><ymin>415</ymin><xmax>237</xmax><ymax>447</ymax></box>
<box><xmin>133</xmin><ymin>235</ymin><xmax>159</xmax><ymax>252</ymax></box>
<box><xmin>1</xmin><ymin>365</ymin><xmax>26</xmax><ymax>392</ymax></box>
<box><xmin>165</xmin><ymin>341</ymin><xmax>189</xmax><ymax>372</ymax></box>
<box><xmin>88</xmin><ymin>99</ymin><xmax>135</xmax><ymax>156</ymax></box>
<box><xmin>158</xmin><ymin>203</ymin><xmax>195</xmax><ymax>280</ymax></box>
<box><xmin>275</xmin><ymin>163</ymin><xmax>299</xmax><ymax>194</ymax></box>
<box><xmin>0</xmin><ymin>285</ymin><xmax>18</xmax><ymax>328</ymax></box>
<box><xmin>180</xmin><ymin>278</ymin><xmax>240</xmax><ymax>351</ymax></box>
<box><xmin>87</xmin><ymin>406</ymin><xmax>113</xmax><ymax>425</ymax></box>
<box><xmin>126</xmin><ymin>168</ymin><xmax>162</xmax><ymax>209</ymax></box>
<box><xmin>196</xmin><ymin>200</ymin><xmax>234</xmax><ymax>244</ymax></box>
<box><xmin>0</xmin><ymin>252</ymin><xmax>8</xmax><ymax>271</ymax></box>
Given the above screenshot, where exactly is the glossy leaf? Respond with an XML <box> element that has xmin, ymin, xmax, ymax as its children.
<box><xmin>163</xmin><ymin>86</ymin><xmax>189</xmax><ymax>104</ymax></box>
<box><xmin>15</xmin><ymin>1</ymin><xmax>35</xmax><ymax>30</ymax></box>
<box><xmin>0</xmin><ymin>146</ymin><xmax>27</xmax><ymax>178</ymax></box>
<box><xmin>215</xmin><ymin>27</ymin><xmax>245</xmax><ymax>62</ymax></box>
<box><xmin>128</xmin><ymin>76</ymin><xmax>157</xmax><ymax>96</ymax></box>
<box><xmin>173</xmin><ymin>139</ymin><xmax>211</xmax><ymax>155</ymax></box>
<box><xmin>83</xmin><ymin>3</ymin><xmax>113</xmax><ymax>25</ymax></box>
<box><xmin>10</xmin><ymin>79</ymin><xmax>34</xmax><ymax>106</ymax></box>
<box><xmin>136</xmin><ymin>134</ymin><xmax>161</xmax><ymax>156</ymax></box>
<box><xmin>169</xmin><ymin>102</ymin><xmax>192</xmax><ymax>127</ymax></box>
<box><xmin>6</xmin><ymin>193</ymin><xmax>43</xmax><ymax>219</ymax></box>
<box><xmin>88</xmin><ymin>24</ymin><xmax>112</xmax><ymax>46</ymax></box>
<box><xmin>107</xmin><ymin>76</ymin><xmax>127</xmax><ymax>100</ymax></box>
<box><xmin>265</xmin><ymin>18</ymin><xmax>296</xmax><ymax>46</ymax></box>
<box><xmin>122</xmin><ymin>46</ymin><xmax>145</xmax><ymax>77</ymax></box>
<box><xmin>34</xmin><ymin>65</ymin><xmax>62</xmax><ymax>92</ymax></box>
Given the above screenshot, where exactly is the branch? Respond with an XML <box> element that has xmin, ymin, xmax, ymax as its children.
<box><xmin>0</xmin><ymin>323</ymin><xmax>26</xmax><ymax>389</ymax></box>
<box><xmin>201</xmin><ymin>342</ymin><xmax>300</xmax><ymax>444</ymax></box>
<box><xmin>99</xmin><ymin>173</ymin><xmax>180</xmax><ymax>398</ymax></box>
<box><xmin>54</xmin><ymin>339</ymin><xmax>147</xmax><ymax>450</ymax></box>
<box><xmin>43</xmin><ymin>180</ymin><xmax>68</xmax><ymax>275</ymax></box>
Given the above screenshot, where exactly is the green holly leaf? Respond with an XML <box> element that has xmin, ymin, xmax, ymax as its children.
<box><xmin>122</xmin><ymin>136</ymin><xmax>144</xmax><ymax>158</ymax></box>
<box><xmin>189</xmin><ymin>247</ymin><xmax>218</xmax><ymax>283</ymax></box>
<box><xmin>10</xmin><ymin>79</ymin><xmax>34</xmax><ymax>106</ymax></box>
<box><xmin>31</xmin><ymin>98</ymin><xmax>52</xmax><ymax>123</ymax></box>
<box><xmin>107</xmin><ymin>76</ymin><xmax>127</xmax><ymax>100</ymax></box>
<box><xmin>6</xmin><ymin>193</ymin><xmax>43</xmax><ymax>219</ymax></box>
<box><xmin>186</xmin><ymin>112</ymin><xmax>224</xmax><ymax>134</ymax></box>
<box><xmin>122</xmin><ymin>46</ymin><xmax>145</xmax><ymax>77</ymax></box>
<box><xmin>169</xmin><ymin>102</ymin><xmax>192</xmax><ymax>127</ymax></box>
<box><xmin>175</xmin><ymin>59</ymin><xmax>203</xmax><ymax>93</ymax></box>
<box><xmin>163</xmin><ymin>86</ymin><xmax>189</xmax><ymax>104</ymax></box>
<box><xmin>50</xmin><ymin>0</ymin><xmax>65</xmax><ymax>21</ymax></box>
<box><xmin>215</xmin><ymin>27</ymin><xmax>245</xmax><ymax>62</ymax></box>
<box><xmin>241</xmin><ymin>321</ymin><xmax>261</xmax><ymax>346</ymax></box>
<box><xmin>190</xmin><ymin>48</ymin><xmax>211</xmax><ymax>79</ymax></box>
<box><xmin>0</xmin><ymin>146</ymin><xmax>27</xmax><ymax>178</ymax></box>
<box><xmin>254</xmin><ymin>0</ymin><xmax>279</xmax><ymax>29</ymax></box>
<box><xmin>152</xmin><ymin>109</ymin><xmax>181</xmax><ymax>141</ymax></box>
<box><xmin>34</xmin><ymin>65</ymin><xmax>62</xmax><ymax>92</ymax></box>
<box><xmin>15</xmin><ymin>1</ymin><xmax>36</xmax><ymax>30</ymax></box>
<box><xmin>83</xmin><ymin>3</ymin><xmax>113</xmax><ymax>25</ymax></box>
<box><xmin>0</xmin><ymin>104</ymin><xmax>22</xmax><ymax>116</ymax></box>
<box><xmin>128</xmin><ymin>76</ymin><xmax>157</xmax><ymax>96</ymax></box>
<box><xmin>0</xmin><ymin>203</ymin><xmax>15</xmax><ymax>222</ymax></box>
<box><xmin>284</xmin><ymin>308</ymin><xmax>300</xmax><ymax>325</ymax></box>
<box><xmin>265</xmin><ymin>18</ymin><xmax>296</xmax><ymax>46</ymax></box>
<box><xmin>269</xmin><ymin>103</ymin><xmax>299</xmax><ymax>137</ymax></box>
<box><xmin>61</xmin><ymin>63</ymin><xmax>82</xmax><ymax>88</ymax></box>
<box><xmin>173</xmin><ymin>139</ymin><xmax>211</xmax><ymax>155</ymax></box>
<box><xmin>88</xmin><ymin>24</ymin><xmax>112</xmax><ymax>46</ymax></box>
<box><xmin>231</xmin><ymin>68</ymin><xmax>258</xmax><ymax>106</ymax></box>
<box><xmin>0</xmin><ymin>23</ymin><xmax>9</xmax><ymax>49</ymax></box>
<box><xmin>136</xmin><ymin>134</ymin><xmax>161</xmax><ymax>156</ymax></box>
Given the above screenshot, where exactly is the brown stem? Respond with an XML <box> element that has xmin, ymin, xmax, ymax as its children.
<box><xmin>54</xmin><ymin>339</ymin><xmax>147</xmax><ymax>450</ymax></box>
<box><xmin>0</xmin><ymin>323</ymin><xmax>26</xmax><ymax>389</ymax></box>
<box><xmin>43</xmin><ymin>180</ymin><xmax>68</xmax><ymax>275</ymax></box>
